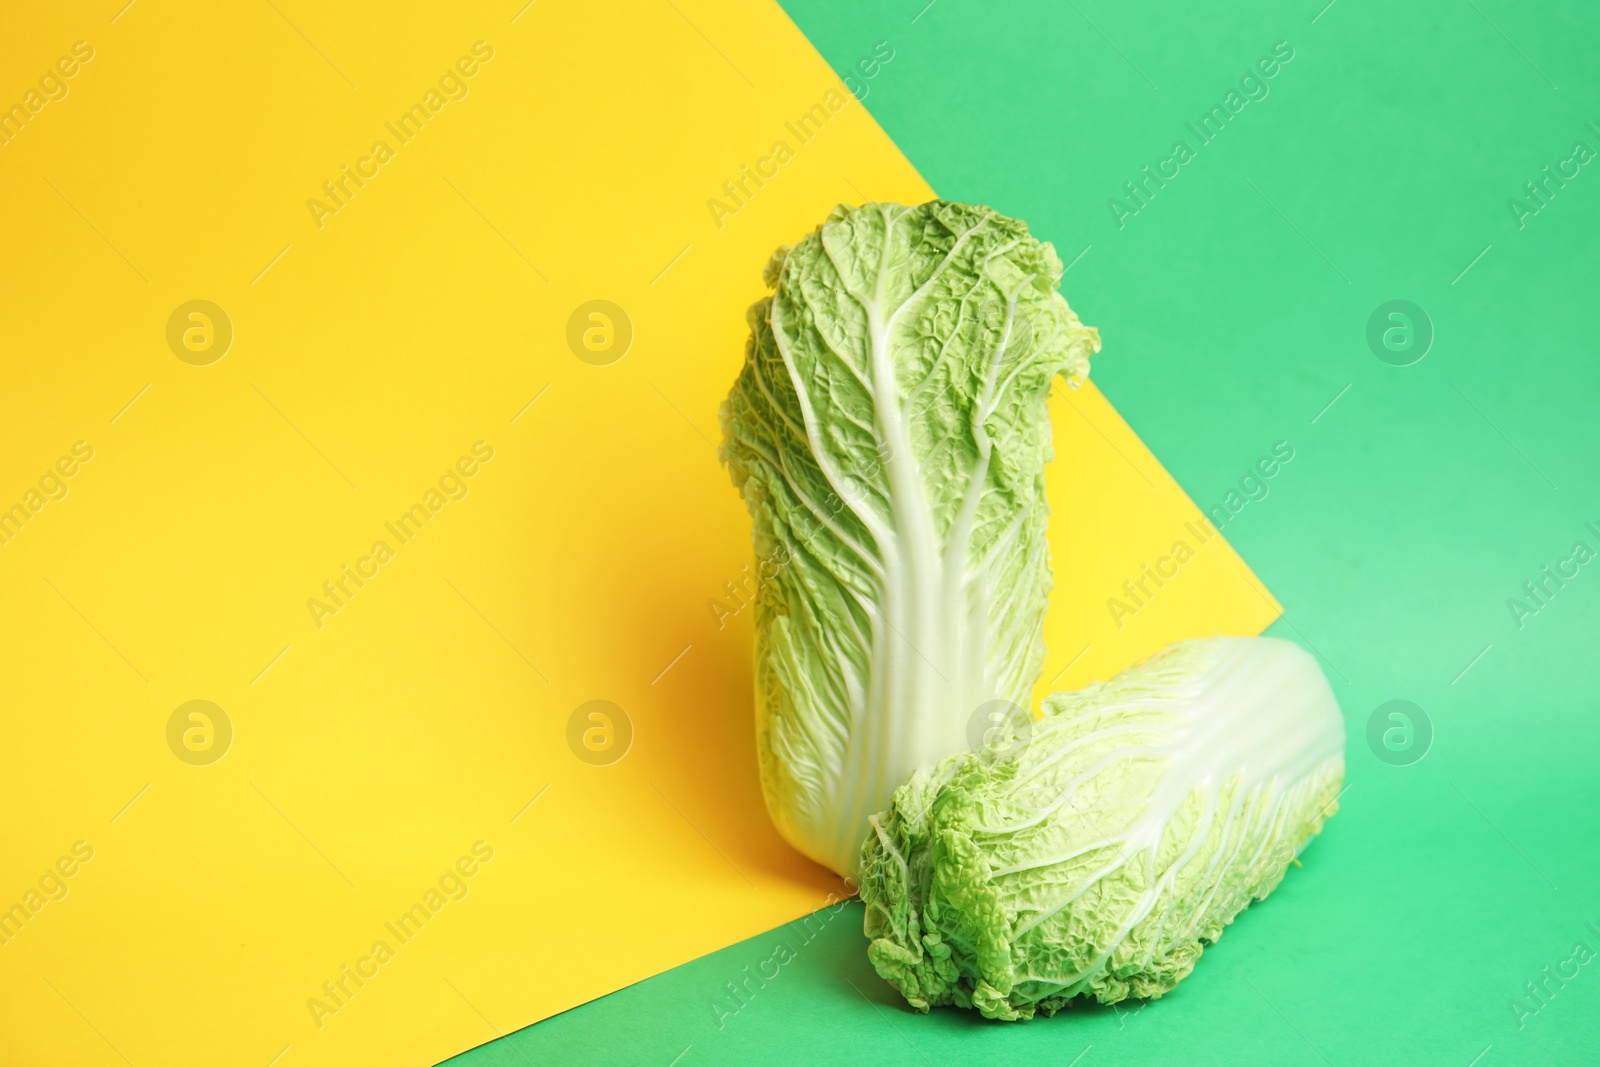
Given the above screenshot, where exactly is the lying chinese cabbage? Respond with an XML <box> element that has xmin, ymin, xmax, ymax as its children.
<box><xmin>859</xmin><ymin>636</ymin><xmax>1345</xmax><ymax>1019</ymax></box>
<box><xmin>720</xmin><ymin>201</ymin><xmax>1100</xmax><ymax>876</ymax></box>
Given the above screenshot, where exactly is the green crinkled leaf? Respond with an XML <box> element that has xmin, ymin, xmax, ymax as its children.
<box><xmin>721</xmin><ymin>201</ymin><xmax>1100</xmax><ymax>876</ymax></box>
<box><xmin>860</xmin><ymin>636</ymin><xmax>1346</xmax><ymax>1019</ymax></box>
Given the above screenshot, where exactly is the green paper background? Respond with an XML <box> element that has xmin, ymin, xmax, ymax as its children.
<box><xmin>450</xmin><ymin>0</ymin><xmax>1600</xmax><ymax>1063</ymax></box>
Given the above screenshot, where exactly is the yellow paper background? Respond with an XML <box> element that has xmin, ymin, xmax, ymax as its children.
<box><xmin>0</xmin><ymin>2</ymin><xmax>1276</xmax><ymax>1065</ymax></box>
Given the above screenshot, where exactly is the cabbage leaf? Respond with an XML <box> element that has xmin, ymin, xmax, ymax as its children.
<box><xmin>720</xmin><ymin>201</ymin><xmax>1100</xmax><ymax>875</ymax></box>
<box><xmin>859</xmin><ymin>636</ymin><xmax>1345</xmax><ymax>1019</ymax></box>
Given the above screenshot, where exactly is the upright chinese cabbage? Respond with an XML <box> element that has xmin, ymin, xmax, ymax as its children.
<box><xmin>720</xmin><ymin>201</ymin><xmax>1100</xmax><ymax>876</ymax></box>
<box><xmin>859</xmin><ymin>637</ymin><xmax>1345</xmax><ymax>1019</ymax></box>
